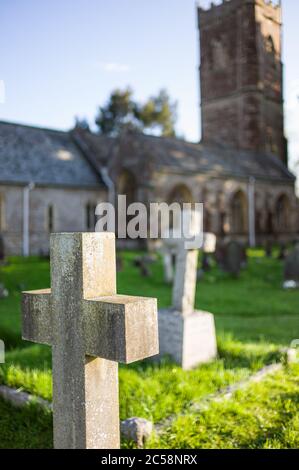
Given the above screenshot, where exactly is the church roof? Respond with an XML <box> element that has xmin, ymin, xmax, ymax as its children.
<box><xmin>0</xmin><ymin>121</ymin><xmax>104</xmax><ymax>188</ymax></box>
<box><xmin>76</xmin><ymin>130</ymin><xmax>295</xmax><ymax>183</ymax></box>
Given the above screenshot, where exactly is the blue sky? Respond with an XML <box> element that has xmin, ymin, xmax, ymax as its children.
<box><xmin>0</xmin><ymin>0</ymin><xmax>298</xmax><ymax>175</ymax></box>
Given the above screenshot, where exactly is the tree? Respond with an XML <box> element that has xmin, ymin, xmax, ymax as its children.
<box><xmin>138</xmin><ymin>89</ymin><xmax>177</xmax><ymax>137</ymax></box>
<box><xmin>95</xmin><ymin>88</ymin><xmax>140</xmax><ymax>136</ymax></box>
<box><xmin>74</xmin><ymin>116</ymin><xmax>90</xmax><ymax>131</ymax></box>
<box><xmin>95</xmin><ymin>88</ymin><xmax>177</xmax><ymax>137</ymax></box>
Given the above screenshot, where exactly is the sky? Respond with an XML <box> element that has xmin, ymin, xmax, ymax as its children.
<box><xmin>0</xmin><ymin>0</ymin><xmax>298</xmax><ymax>178</ymax></box>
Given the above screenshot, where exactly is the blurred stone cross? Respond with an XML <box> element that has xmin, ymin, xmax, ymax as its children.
<box><xmin>159</xmin><ymin>236</ymin><xmax>217</xmax><ymax>369</ymax></box>
<box><xmin>22</xmin><ymin>233</ymin><xmax>159</xmax><ymax>449</ymax></box>
<box><xmin>162</xmin><ymin>236</ymin><xmax>199</xmax><ymax>315</ymax></box>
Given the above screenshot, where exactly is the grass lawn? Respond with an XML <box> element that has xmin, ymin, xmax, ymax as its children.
<box><xmin>150</xmin><ymin>364</ymin><xmax>299</xmax><ymax>449</ymax></box>
<box><xmin>0</xmin><ymin>250</ymin><xmax>298</xmax><ymax>448</ymax></box>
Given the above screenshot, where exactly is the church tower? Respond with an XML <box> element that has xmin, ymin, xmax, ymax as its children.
<box><xmin>198</xmin><ymin>0</ymin><xmax>287</xmax><ymax>165</ymax></box>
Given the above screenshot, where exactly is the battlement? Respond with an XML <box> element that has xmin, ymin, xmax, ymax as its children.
<box><xmin>198</xmin><ymin>0</ymin><xmax>281</xmax><ymax>26</ymax></box>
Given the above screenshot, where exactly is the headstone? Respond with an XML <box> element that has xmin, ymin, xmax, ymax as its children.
<box><xmin>278</xmin><ymin>243</ymin><xmax>288</xmax><ymax>261</ymax></box>
<box><xmin>215</xmin><ymin>240</ymin><xmax>226</xmax><ymax>269</ymax></box>
<box><xmin>133</xmin><ymin>256</ymin><xmax>152</xmax><ymax>277</ymax></box>
<box><xmin>223</xmin><ymin>240</ymin><xmax>243</xmax><ymax>277</ymax></box>
<box><xmin>203</xmin><ymin>233</ymin><xmax>217</xmax><ymax>254</ymax></box>
<box><xmin>120</xmin><ymin>417</ymin><xmax>153</xmax><ymax>448</ymax></box>
<box><xmin>0</xmin><ymin>283</ymin><xmax>8</xmax><ymax>299</ymax></box>
<box><xmin>283</xmin><ymin>243</ymin><xmax>299</xmax><ymax>288</ymax></box>
<box><xmin>158</xmin><ymin>238</ymin><xmax>217</xmax><ymax>370</ymax></box>
<box><xmin>22</xmin><ymin>233</ymin><xmax>159</xmax><ymax>449</ymax></box>
<box><xmin>265</xmin><ymin>240</ymin><xmax>273</xmax><ymax>258</ymax></box>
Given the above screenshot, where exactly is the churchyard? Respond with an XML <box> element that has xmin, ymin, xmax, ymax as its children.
<box><xmin>0</xmin><ymin>241</ymin><xmax>298</xmax><ymax>449</ymax></box>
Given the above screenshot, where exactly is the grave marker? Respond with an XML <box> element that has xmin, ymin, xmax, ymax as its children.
<box><xmin>223</xmin><ymin>240</ymin><xmax>243</xmax><ymax>276</ymax></box>
<box><xmin>22</xmin><ymin>232</ymin><xmax>159</xmax><ymax>449</ymax></box>
<box><xmin>159</xmin><ymin>238</ymin><xmax>217</xmax><ymax>369</ymax></box>
<box><xmin>284</xmin><ymin>243</ymin><xmax>299</xmax><ymax>288</ymax></box>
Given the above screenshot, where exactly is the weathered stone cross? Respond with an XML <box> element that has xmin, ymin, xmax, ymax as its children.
<box><xmin>22</xmin><ymin>233</ymin><xmax>159</xmax><ymax>449</ymax></box>
<box><xmin>159</xmin><ymin>236</ymin><xmax>217</xmax><ymax>369</ymax></box>
<box><xmin>172</xmin><ymin>240</ymin><xmax>199</xmax><ymax>316</ymax></box>
<box><xmin>163</xmin><ymin>237</ymin><xmax>199</xmax><ymax>316</ymax></box>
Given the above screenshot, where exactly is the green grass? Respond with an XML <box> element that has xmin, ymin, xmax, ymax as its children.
<box><xmin>1</xmin><ymin>363</ymin><xmax>298</xmax><ymax>449</ymax></box>
<box><xmin>150</xmin><ymin>364</ymin><xmax>299</xmax><ymax>449</ymax></box>
<box><xmin>0</xmin><ymin>250</ymin><xmax>298</xmax><ymax>448</ymax></box>
<box><xmin>0</xmin><ymin>256</ymin><xmax>50</xmax><ymax>349</ymax></box>
<box><xmin>1</xmin><ymin>250</ymin><xmax>298</xmax><ymax>348</ymax></box>
<box><xmin>0</xmin><ymin>338</ymin><xmax>281</xmax><ymax>421</ymax></box>
<box><xmin>0</xmin><ymin>398</ymin><xmax>53</xmax><ymax>449</ymax></box>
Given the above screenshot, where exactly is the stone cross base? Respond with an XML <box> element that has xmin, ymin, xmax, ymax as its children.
<box><xmin>158</xmin><ymin>309</ymin><xmax>217</xmax><ymax>370</ymax></box>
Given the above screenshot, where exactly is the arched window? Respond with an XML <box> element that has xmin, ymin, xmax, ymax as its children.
<box><xmin>255</xmin><ymin>211</ymin><xmax>262</xmax><ymax>235</ymax></box>
<box><xmin>117</xmin><ymin>169</ymin><xmax>138</xmax><ymax>238</ymax></box>
<box><xmin>219</xmin><ymin>211</ymin><xmax>226</xmax><ymax>236</ymax></box>
<box><xmin>265</xmin><ymin>35</ymin><xmax>277</xmax><ymax>73</ymax></box>
<box><xmin>117</xmin><ymin>169</ymin><xmax>137</xmax><ymax>206</ymax></box>
<box><xmin>276</xmin><ymin>195</ymin><xmax>290</xmax><ymax>232</ymax></box>
<box><xmin>231</xmin><ymin>191</ymin><xmax>247</xmax><ymax>234</ymax></box>
<box><xmin>47</xmin><ymin>205</ymin><xmax>54</xmax><ymax>233</ymax></box>
<box><xmin>265</xmin><ymin>212</ymin><xmax>274</xmax><ymax>235</ymax></box>
<box><xmin>167</xmin><ymin>184</ymin><xmax>195</xmax><ymax>234</ymax></box>
<box><xmin>167</xmin><ymin>184</ymin><xmax>193</xmax><ymax>206</ymax></box>
<box><xmin>211</xmin><ymin>39</ymin><xmax>228</xmax><ymax>70</ymax></box>
<box><xmin>265</xmin><ymin>35</ymin><xmax>275</xmax><ymax>54</ymax></box>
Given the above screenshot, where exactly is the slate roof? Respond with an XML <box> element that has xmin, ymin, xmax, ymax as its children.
<box><xmin>0</xmin><ymin>121</ymin><xmax>294</xmax><ymax>188</ymax></box>
<box><xmin>0</xmin><ymin>121</ymin><xmax>104</xmax><ymax>188</ymax></box>
<box><xmin>76</xmin><ymin>130</ymin><xmax>295</xmax><ymax>183</ymax></box>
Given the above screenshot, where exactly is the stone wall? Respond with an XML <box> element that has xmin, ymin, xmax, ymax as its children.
<box><xmin>0</xmin><ymin>185</ymin><xmax>105</xmax><ymax>255</ymax></box>
<box><xmin>150</xmin><ymin>169</ymin><xmax>298</xmax><ymax>243</ymax></box>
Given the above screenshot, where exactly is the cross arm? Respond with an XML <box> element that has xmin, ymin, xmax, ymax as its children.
<box><xmin>22</xmin><ymin>289</ymin><xmax>53</xmax><ymax>346</ymax></box>
<box><xmin>84</xmin><ymin>295</ymin><xmax>159</xmax><ymax>363</ymax></box>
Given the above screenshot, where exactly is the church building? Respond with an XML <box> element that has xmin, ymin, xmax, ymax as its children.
<box><xmin>76</xmin><ymin>0</ymin><xmax>298</xmax><ymax>246</ymax></box>
<box><xmin>0</xmin><ymin>0</ymin><xmax>297</xmax><ymax>255</ymax></box>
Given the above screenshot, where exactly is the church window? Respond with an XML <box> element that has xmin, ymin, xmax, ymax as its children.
<box><xmin>265</xmin><ymin>35</ymin><xmax>277</xmax><ymax>72</ymax></box>
<box><xmin>211</xmin><ymin>39</ymin><xmax>227</xmax><ymax>71</ymax></box>
<box><xmin>47</xmin><ymin>205</ymin><xmax>54</xmax><ymax>232</ymax></box>
<box><xmin>231</xmin><ymin>190</ymin><xmax>247</xmax><ymax>234</ymax></box>
<box><xmin>276</xmin><ymin>195</ymin><xmax>290</xmax><ymax>232</ymax></box>
<box><xmin>265</xmin><ymin>35</ymin><xmax>275</xmax><ymax>54</ymax></box>
<box><xmin>167</xmin><ymin>184</ymin><xmax>195</xmax><ymax>235</ymax></box>
<box><xmin>117</xmin><ymin>170</ymin><xmax>138</xmax><ymax>238</ymax></box>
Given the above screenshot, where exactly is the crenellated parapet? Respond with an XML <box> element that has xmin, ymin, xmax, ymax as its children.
<box><xmin>198</xmin><ymin>0</ymin><xmax>281</xmax><ymax>27</ymax></box>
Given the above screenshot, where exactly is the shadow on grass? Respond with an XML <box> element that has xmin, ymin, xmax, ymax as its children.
<box><xmin>0</xmin><ymin>398</ymin><xmax>53</xmax><ymax>449</ymax></box>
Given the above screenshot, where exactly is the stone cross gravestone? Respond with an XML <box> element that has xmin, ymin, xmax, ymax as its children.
<box><xmin>159</xmin><ymin>238</ymin><xmax>217</xmax><ymax>370</ymax></box>
<box><xmin>22</xmin><ymin>233</ymin><xmax>159</xmax><ymax>449</ymax></box>
<box><xmin>161</xmin><ymin>232</ymin><xmax>216</xmax><ymax>284</ymax></box>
